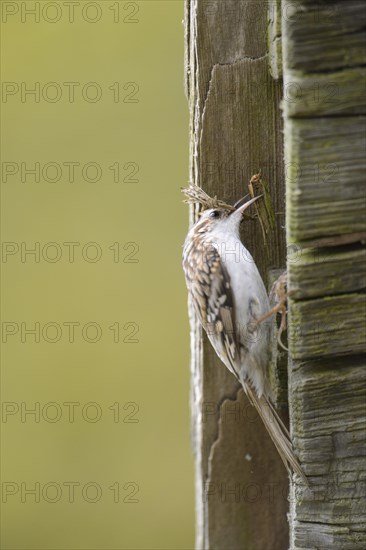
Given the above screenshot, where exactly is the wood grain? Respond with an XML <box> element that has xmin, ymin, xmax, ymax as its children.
<box><xmin>289</xmin><ymin>293</ymin><xmax>366</xmax><ymax>360</ymax></box>
<box><xmin>284</xmin><ymin>69</ymin><xmax>366</xmax><ymax>117</ymax></box>
<box><xmin>285</xmin><ymin>116</ymin><xmax>366</xmax><ymax>243</ymax></box>
<box><xmin>283</xmin><ymin>1</ymin><xmax>366</xmax><ymax>548</ymax></box>
<box><xmin>282</xmin><ymin>0</ymin><xmax>366</xmax><ymax>72</ymax></box>
<box><xmin>288</xmin><ymin>245</ymin><xmax>366</xmax><ymax>299</ymax></box>
<box><xmin>185</xmin><ymin>0</ymin><xmax>289</xmax><ymax>548</ymax></box>
<box><xmin>268</xmin><ymin>0</ymin><xmax>283</xmax><ymax>80</ymax></box>
<box><xmin>289</xmin><ymin>358</ymin><xmax>366</xmax><ymax>549</ymax></box>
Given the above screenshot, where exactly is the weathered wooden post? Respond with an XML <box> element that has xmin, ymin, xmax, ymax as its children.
<box><xmin>185</xmin><ymin>1</ymin><xmax>290</xmax><ymax>548</ymax></box>
<box><xmin>282</xmin><ymin>1</ymin><xmax>366</xmax><ymax>548</ymax></box>
<box><xmin>185</xmin><ymin>0</ymin><xmax>366</xmax><ymax>548</ymax></box>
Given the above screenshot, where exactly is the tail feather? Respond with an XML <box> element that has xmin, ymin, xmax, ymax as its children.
<box><xmin>243</xmin><ymin>382</ymin><xmax>308</xmax><ymax>486</ymax></box>
<box><xmin>267</xmin><ymin>398</ymin><xmax>290</xmax><ymax>439</ymax></box>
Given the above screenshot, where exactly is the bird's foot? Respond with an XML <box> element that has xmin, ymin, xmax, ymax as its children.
<box><xmin>256</xmin><ymin>271</ymin><xmax>289</xmax><ymax>351</ymax></box>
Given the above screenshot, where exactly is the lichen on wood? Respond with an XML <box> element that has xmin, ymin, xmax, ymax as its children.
<box><xmin>283</xmin><ymin>1</ymin><xmax>366</xmax><ymax>547</ymax></box>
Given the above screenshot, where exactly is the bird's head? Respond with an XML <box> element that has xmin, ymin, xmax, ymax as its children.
<box><xmin>195</xmin><ymin>195</ymin><xmax>262</xmax><ymax>236</ymax></box>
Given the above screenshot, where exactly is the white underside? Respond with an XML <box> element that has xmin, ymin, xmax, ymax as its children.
<box><xmin>209</xmin><ymin>228</ymin><xmax>272</xmax><ymax>396</ymax></box>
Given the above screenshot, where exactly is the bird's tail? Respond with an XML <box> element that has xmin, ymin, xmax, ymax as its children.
<box><xmin>243</xmin><ymin>382</ymin><xmax>308</xmax><ymax>486</ymax></box>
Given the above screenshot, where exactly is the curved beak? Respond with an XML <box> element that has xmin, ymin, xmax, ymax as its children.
<box><xmin>232</xmin><ymin>194</ymin><xmax>263</xmax><ymax>215</ymax></box>
<box><xmin>232</xmin><ymin>194</ymin><xmax>250</xmax><ymax>210</ymax></box>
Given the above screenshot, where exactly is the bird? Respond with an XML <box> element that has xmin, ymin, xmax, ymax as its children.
<box><xmin>182</xmin><ymin>194</ymin><xmax>307</xmax><ymax>484</ymax></box>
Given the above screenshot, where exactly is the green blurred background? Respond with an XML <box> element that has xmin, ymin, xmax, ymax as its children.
<box><xmin>1</xmin><ymin>1</ymin><xmax>194</xmax><ymax>548</ymax></box>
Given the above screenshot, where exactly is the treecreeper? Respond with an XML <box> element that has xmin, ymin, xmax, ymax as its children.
<box><xmin>182</xmin><ymin>186</ymin><xmax>307</xmax><ymax>485</ymax></box>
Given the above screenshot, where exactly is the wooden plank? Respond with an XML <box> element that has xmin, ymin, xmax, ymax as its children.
<box><xmin>185</xmin><ymin>1</ymin><xmax>290</xmax><ymax>548</ymax></box>
<box><xmin>285</xmin><ymin>116</ymin><xmax>366</xmax><ymax>243</ymax></box>
<box><xmin>282</xmin><ymin>0</ymin><xmax>366</xmax><ymax>72</ymax></box>
<box><xmin>282</xmin><ymin>0</ymin><xmax>366</xmax><ymax>117</ymax></box>
<box><xmin>283</xmin><ymin>69</ymin><xmax>366</xmax><ymax>117</ymax></box>
<box><xmin>206</xmin><ymin>389</ymin><xmax>289</xmax><ymax>550</ymax></box>
<box><xmin>283</xmin><ymin>1</ymin><xmax>366</xmax><ymax>547</ymax></box>
<box><xmin>289</xmin><ymin>358</ymin><xmax>366</xmax><ymax>549</ymax></box>
<box><xmin>288</xmin><ymin>246</ymin><xmax>366</xmax><ymax>299</ymax></box>
<box><xmin>199</xmin><ymin>56</ymin><xmax>286</xmax><ymax>276</ymax></box>
<box><xmin>194</xmin><ymin>0</ymin><xmax>268</xmax><ymax>103</ymax></box>
<box><xmin>288</xmin><ymin>293</ymin><xmax>366</xmax><ymax>360</ymax></box>
<box><xmin>268</xmin><ymin>0</ymin><xmax>283</xmax><ymax>80</ymax></box>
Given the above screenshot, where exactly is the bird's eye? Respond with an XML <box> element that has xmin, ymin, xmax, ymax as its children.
<box><xmin>210</xmin><ymin>210</ymin><xmax>220</xmax><ymax>218</ymax></box>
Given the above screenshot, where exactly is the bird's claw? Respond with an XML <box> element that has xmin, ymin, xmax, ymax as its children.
<box><xmin>256</xmin><ymin>271</ymin><xmax>289</xmax><ymax>351</ymax></box>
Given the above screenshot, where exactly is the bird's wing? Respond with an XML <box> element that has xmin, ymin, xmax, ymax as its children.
<box><xmin>184</xmin><ymin>240</ymin><xmax>241</xmax><ymax>379</ymax></box>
